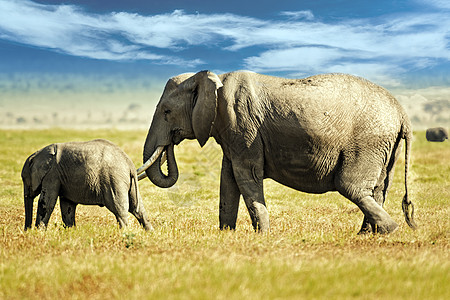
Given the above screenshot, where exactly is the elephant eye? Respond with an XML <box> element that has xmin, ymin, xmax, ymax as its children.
<box><xmin>163</xmin><ymin>109</ymin><xmax>171</xmax><ymax>121</ymax></box>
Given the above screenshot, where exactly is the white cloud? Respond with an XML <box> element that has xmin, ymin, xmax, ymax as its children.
<box><xmin>0</xmin><ymin>0</ymin><xmax>449</xmax><ymax>83</ymax></box>
<box><xmin>0</xmin><ymin>1</ymin><xmax>209</xmax><ymax>65</ymax></box>
<box><xmin>280</xmin><ymin>11</ymin><xmax>314</xmax><ymax>20</ymax></box>
<box><xmin>394</xmin><ymin>86</ymin><xmax>450</xmax><ymax>129</ymax></box>
<box><xmin>244</xmin><ymin>47</ymin><xmax>345</xmax><ymax>72</ymax></box>
<box><xmin>395</xmin><ymin>86</ymin><xmax>450</xmax><ymax>103</ymax></box>
<box><xmin>241</xmin><ymin>12</ymin><xmax>450</xmax><ymax>85</ymax></box>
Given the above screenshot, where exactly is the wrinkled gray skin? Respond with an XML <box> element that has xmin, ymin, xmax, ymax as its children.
<box><xmin>22</xmin><ymin>139</ymin><xmax>152</xmax><ymax>231</ymax></box>
<box><xmin>426</xmin><ymin>127</ymin><xmax>448</xmax><ymax>142</ymax></box>
<box><xmin>143</xmin><ymin>71</ymin><xmax>417</xmax><ymax>234</ymax></box>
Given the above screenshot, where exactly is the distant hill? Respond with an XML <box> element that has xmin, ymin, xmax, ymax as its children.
<box><xmin>1</xmin><ymin>74</ymin><xmax>449</xmax><ymax>130</ymax></box>
<box><xmin>0</xmin><ymin>74</ymin><xmax>164</xmax><ymax>130</ymax></box>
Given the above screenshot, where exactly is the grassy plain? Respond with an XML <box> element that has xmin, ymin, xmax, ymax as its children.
<box><xmin>0</xmin><ymin>129</ymin><xmax>448</xmax><ymax>299</ymax></box>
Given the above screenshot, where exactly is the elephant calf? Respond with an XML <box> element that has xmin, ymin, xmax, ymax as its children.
<box><xmin>22</xmin><ymin>139</ymin><xmax>152</xmax><ymax>231</ymax></box>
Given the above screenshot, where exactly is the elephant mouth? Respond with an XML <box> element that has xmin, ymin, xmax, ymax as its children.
<box><xmin>172</xmin><ymin>128</ymin><xmax>190</xmax><ymax>145</ymax></box>
<box><xmin>173</xmin><ymin>136</ymin><xmax>182</xmax><ymax>145</ymax></box>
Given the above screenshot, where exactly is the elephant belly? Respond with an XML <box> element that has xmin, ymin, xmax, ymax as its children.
<box><xmin>58</xmin><ymin>172</ymin><xmax>108</xmax><ymax>206</ymax></box>
<box><xmin>264</xmin><ymin>148</ymin><xmax>339</xmax><ymax>194</ymax></box>
<box><xmin>59</xmin><ymin>185</ymin><xmax>104</xmax><ymax>205</ymax></box>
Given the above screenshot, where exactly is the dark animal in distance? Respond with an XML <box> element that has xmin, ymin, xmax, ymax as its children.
<box><xmin>426</xmin><ymin>127</ymin><xmax>448</xmax><ymax>142</ymax></box>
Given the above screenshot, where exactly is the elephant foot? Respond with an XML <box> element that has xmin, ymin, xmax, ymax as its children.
<box><xmin>219</xmin><ymin>224</ymin><xmax>237</xmax><ymax>231</ymax></box>
<box><xmin>35</xmin><ymin>222</ymin><xmax>48</xmax><ymax>230</ymax></box>
<box><xmin>357</xmin><ymin>227</ymin><xmax>372</xmax><ymax>235</ymax></box>
<box><xmin>219</xmin><ymin>213</ymin><xmax>238</xmax><ymax>231</ymax></box>
<box><xmin>351</xmin><ymin>195</ymin><xmax>398</xmax><ymax>235</ymax></box>
<box><xmin>357</xmin><ymin>217</ymin><xmax>372</xmax><ymax>235</ymax></box>
<box><xmin>143</xmin><ymin>223</ymin><xmax>154</xmax><ymax>231</ymax></box>
<box><xmin>250</xmin><ymin>202</ymin><xmax>270</xmax><ymax>233</ymax></box>
<box><xmin>372</xmin><ymin>220</ymin><xmax>398</xmax><ymax>234</ymax></box>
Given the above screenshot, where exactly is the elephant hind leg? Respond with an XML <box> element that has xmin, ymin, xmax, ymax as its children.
<box><xmin>358</xmin><ymin>170</ymin><xmax>389</xmax><ymax>234</ymax></box>
<box><xmin>111</xmin><ymin>205</ymin><xmax>129</xmax><ymax>229</ymax></box>
<box><xmin>337</xmin><ymin>181</ymin><xmax>398</xmax><ymax>234</ymax></box>
<box><xmin>357</xmin><ymin>137</ymin><xmax>403</xmax><ymax>234</ymax></box>
<box><xmin>128</xmin><ymin>176</ymin><xmax>153</xmax><ymax>231</ymax></box>
<box><xmin>336</xmin><ymin>154</ymin><xmax>398</xmax><ymax>234</ymax></box>
<box><xmin>129</xmin><ymin>198</ymin><xmax>153</xmax><ymax>231</ymax></box>
<box><xmin>104</xmin><ymin>188</ymin><xmax>129</xmax><ymax>229</ymax></box>
<box><xmin>114</xmin><ymin>214</ymin><xmax>129</xmax><ymax>229</ymax></box>
<box><xmin>130</xmin><ymin>209</ymin><xmax>152</xmax><ymax>231</ymax></box>
<box><xmin>353</xmin><ymin>195</ymin><xmax>398</xmax><ymax>234</ymax></box>
<box><xmin>60</xmin><ymin>197</ymin><xmax>77</xmax><ymax>228</ymax></box>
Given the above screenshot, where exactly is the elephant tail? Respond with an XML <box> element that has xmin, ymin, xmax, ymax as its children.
<box><xmin>401</xmin><ymin>123</ymin><xmax>417</xmax><ymax>230</ymax></box>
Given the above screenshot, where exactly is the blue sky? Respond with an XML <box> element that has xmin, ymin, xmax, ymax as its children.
<box><xmin>0</xmin><ymin>0</ymin><xmax>449</xmax><ymax>89</ymax></box>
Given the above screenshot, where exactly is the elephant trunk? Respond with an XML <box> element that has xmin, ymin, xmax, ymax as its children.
<box><xmin>137</xmin><ymin>146</ymin><xmax>164</xmax><ymax>180</ymax></box>
<box><xmin>142</xmin><ymin>143</ymin><xmax>178</xmax><ymax>188</ymax></box>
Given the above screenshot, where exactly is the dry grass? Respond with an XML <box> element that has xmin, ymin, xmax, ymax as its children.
<box><xmin>0</xmin><ymin>129</ymin><xmax>448</xmax><ymax>299</ymax></box>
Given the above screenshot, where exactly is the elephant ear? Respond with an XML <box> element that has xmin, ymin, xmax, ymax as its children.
<box><xmin>191</xmin><ymin>71</ymin><xmax>223</xmax><ymax>147</ymax></box>
<box><xmin>28</xmin><ymin>144</ymin><xmax>57</xmax><ymax>192</ymax></box>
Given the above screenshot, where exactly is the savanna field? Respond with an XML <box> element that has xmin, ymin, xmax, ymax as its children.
<box><xmin>0</xmin><ymin>129</ymin><xmax>448</xmax><ymax>299</ymax></box>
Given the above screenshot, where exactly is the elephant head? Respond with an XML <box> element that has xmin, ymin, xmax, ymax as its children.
<box><xmin>21</xmin><ymin>144</ymin><xmax>56</xmax><ymax>230</ymax></box>
<box><xmin>138</xmin><ymin>71</ymin><xmax>223</xmax><ymax>187</ymax></box>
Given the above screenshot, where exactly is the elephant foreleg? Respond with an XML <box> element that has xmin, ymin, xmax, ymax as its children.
<box><xmin>35</xmin><ymin>186</ymin><xmax>59</xmax><ymax>228</ymax></box>
<box><xmin>233</xmin><ymin>163</ymin><xmax>269</xmax><ymax>233</ymax></box>
<box><xmin>60</xmin><ymin>197</ymin><xmax>77</xmax><ymax>228</ymax></box>
<box><xmin>219</xmin><ymin>156</ymin><xmax>241</xmax><ymax>230</ymax></box>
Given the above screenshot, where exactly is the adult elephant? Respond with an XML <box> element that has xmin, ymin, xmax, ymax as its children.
<box><xmin>138</xmin><ymin>71</ymin><xmax>417</xmax><ymax>234</ymax></box>
<box><xmin>426</xmin><ymin>127</ymin><xmax>448</xmax><ymax>142</ymax></box>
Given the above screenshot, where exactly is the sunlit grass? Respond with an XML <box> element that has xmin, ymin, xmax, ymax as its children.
<box><xmin>0</xmin><ymin>129</ymin><xmax>448</xmax><ymax>299</ymax></box>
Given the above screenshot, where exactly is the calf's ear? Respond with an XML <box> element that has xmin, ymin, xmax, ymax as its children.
<box><xmin>29</xmin><ymin>144</ymin><xmax>56</xmax><ymax>192</ymax></box>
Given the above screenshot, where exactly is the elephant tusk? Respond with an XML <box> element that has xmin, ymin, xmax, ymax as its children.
<box><xmin>138</xmin><ymin>172</ymin><xmax>148</xmax><ymax>180</ymax></box>
<box><xmin>137</xmin><ymin>146</ymin><xmax>165</xmax><ymax>177</ymax></box>
<box><xmin>160</xmin><ymin>151</ymin><xmax>167</xmax><ymax>165</ymax></box>
<box><xmin>137</xmin><ymin>149</ymin><xmax>168</xmax><ymax>181</ymax></box>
